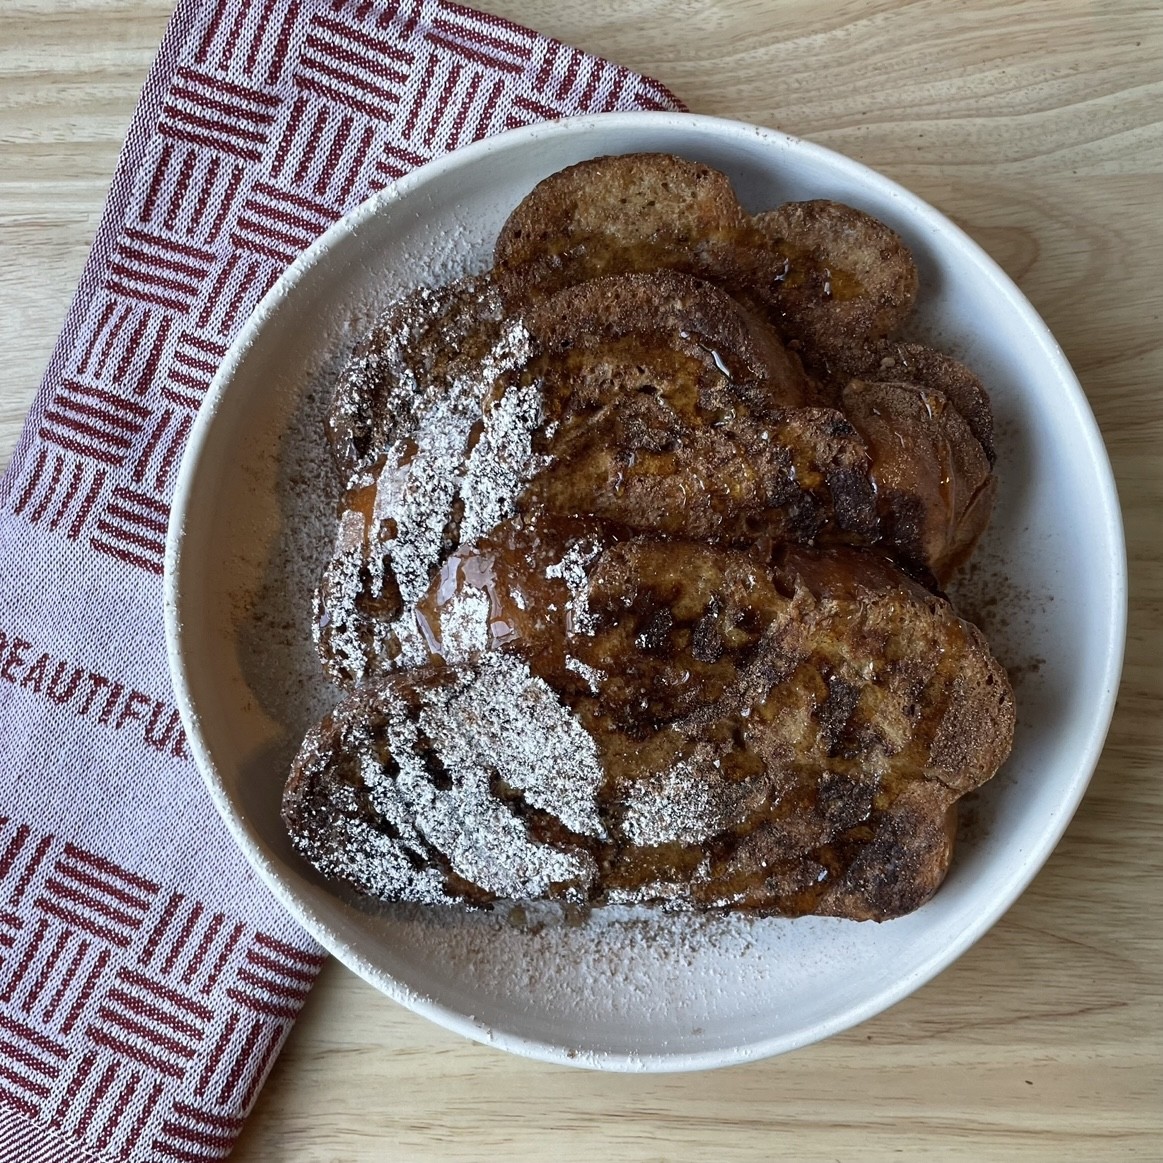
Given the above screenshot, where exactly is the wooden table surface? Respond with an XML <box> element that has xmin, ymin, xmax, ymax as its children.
<box><xmin>2</xmin><ymin>1</ymin><xmax>1161</xmax><ymax>1158</ymax></box>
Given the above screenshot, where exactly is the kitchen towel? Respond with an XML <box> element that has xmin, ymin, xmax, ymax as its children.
<box><xmin>0</xmin><ymin>2</ymin><xmax>681</xmax><ymax>1157</ymax></box>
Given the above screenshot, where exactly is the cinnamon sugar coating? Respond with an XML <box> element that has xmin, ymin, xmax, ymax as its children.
<box><xmin>286</xmin><ymin>152</ymin><xmax>1014</xmax><ymax>921</ymax></box>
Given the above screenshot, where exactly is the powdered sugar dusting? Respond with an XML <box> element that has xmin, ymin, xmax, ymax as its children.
<box><xmin>431</xmin><ymin>584</ymin><xmax>493</xmax><ymax>657</ymax></box>
<box><xmin>307</xmin><ymin>767</ymin><xmax>450</xmax><ymax>906</ymax></box>
<box><xmin>381</xmin><ymin>392</ymin><xmax>480</xmax><ymax>610</ymax></box>
<box><xmin>459</xmin><ymin>375</ymin><xmax>551</xmax><ymax>546</ymax></box>
<box><xmin>289</xmin><ymin>653</ymin><xmax>607</xmax><ymax>903</ymax></box>
<box><xmin>316</xmin><ymin>302</ymin><xmax>543</xmax><ymax>680</ymax></box>
<box><xmin>427</xmin><ymin>654</ymin><xmax>606</xmax><ymax>839</ymax></box>
<box><xmin>564</xmin><ymin>655</ymin><xmax>604</xmax><ymax>692</ymax></box>
<box><xmin>380</xmin><ymin>899</ymin><xmax>830</xmax><ymax>1056</ymax></box>
<box><xmin>328</xmin><ymin>275</ymin><xmax>505</xmax><ymax>481</ymax></box>
<box><xmin>546</xmin><ymin>537</ymin><xmax>600</xmax><ymax>637</ymax></box>
<box><xmin>370</xmin><ymin>658</ymin><xmax>599</xmax><ymax>897</ymax></box>
<box><xmin>379</xmin><ymin>316</ymin><xmax>533</xmax><ymax>609</ymax></box>
<box><xmin>621</xmin><ymin>754</ymin><xmax>732</xmax><ymax>846</ymax></box>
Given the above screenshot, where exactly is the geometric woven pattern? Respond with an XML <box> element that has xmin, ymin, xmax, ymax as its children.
<box><xmin>7</xmin><ymin>0</ymin><xmax>679</xmax><ymax>579</ymax></box>
<box><xmin>0</xmin><ymin>816</ymin><xmax>326</xmax><ymax>1159</ymax></box>
<box><xmin>0</xmin><ymin>1</ymin><xmax>681</xmax><ymax>1158</ymax></box>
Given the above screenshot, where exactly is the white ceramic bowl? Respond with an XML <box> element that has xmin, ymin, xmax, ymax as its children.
<box><xmin>164</xmin><ymin>112</ymin><xmax>1126</xmax><ymax>1071</ymax></box>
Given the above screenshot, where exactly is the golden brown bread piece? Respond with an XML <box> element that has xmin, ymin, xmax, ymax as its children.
<box><xmin>517</xmin><ymin>269</ymin><xmax>878</xmax><ymax>550</ymax></box>
<box><xmin>524</xmin><ymin>268</ymin><xmax>810</xmax><ymax>408</ymax></box>
<box><xmin>522</xmin><ymin>274</ymin><xmax>990</xmax><ymax>580</ymax></box>
<box><xmin>417</xmin><ymin>519</ymin><xmax>1013</xmax><ymax>794</ymax></box>
<box><xmin>750</xmin><ymin>200</ymin><xmax>918</xmax><ymax>375</ymax></box>
<box><xmin>287</xmin><ymin>534</ymin><xmax>1013</xmax><ymax>918</ymax></box>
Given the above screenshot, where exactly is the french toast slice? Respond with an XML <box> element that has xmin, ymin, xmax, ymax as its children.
<box><xmin>520</xmin><ymin>278</ymin><xmax>989</xmax><ymax>580</ymax></box>
<box><xmin>286</xmin><ymin>539</ymin><xmax>1013</xmax><ymax>919</ymax></box>
<box><xmin>416</xmin><ymin>519</ymin><xmax>1013</xmax><ymax>793</ymax></box>
<box><xmin>750</xmin><ymin>200</ymin><xmax>919</xmax><ymax>375</ymax></box>
<box><xmin>518</xmin><ymin>269</ymin><xmax>878</xmax><ymax>549</ymax></box>
<box><xmin>494</xmin><ymin>152</ymin><xmax>748</xmax><ymax>295</ymax></box>
<box><xmin>315</xmin><ymin>274</ymin><xmax>993</xmax><ymax>688</ymax></box>
<box><xmin>523</xmin><ymin>269</ymin><xmax>810</xmax><ymax>408</ymax></box>
<box><xmin>522</xmin><ymin>392</ymin><xmax>879</xmax><ymax>549</ymax></box>
<box><xmin>282</xmin><ymin>656</ymin><xmax>604</xmax><ymax>908</ymax></box>
<box><xmin>315</xmin><ymin>293</ymin><xmax>539</xmax><ymax>685</ymax></box>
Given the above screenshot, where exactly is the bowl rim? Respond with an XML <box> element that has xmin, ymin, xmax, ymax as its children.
<box><xmin>163</xmin><ymin>109</ymin><xmax>1128</xmax><ymax>1072</ymax></box>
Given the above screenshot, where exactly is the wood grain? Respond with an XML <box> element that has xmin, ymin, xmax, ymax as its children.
<box><xmin>2</xmin><ymin>1</ymin><xmax>1161</xmax><ymax>1159</ymax></box>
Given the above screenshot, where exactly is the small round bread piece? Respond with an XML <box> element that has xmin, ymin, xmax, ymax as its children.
<box><xmin>840</xmin><ymin>378</ymin><xmax>994</xmax><ymax>584</ymax></box>
<box><xmin>752</xmin><ymin>200</ymin><xmax>919</xmax><ymax>373</ymax></box>
<box><xmin>866</xmin><ymin>341</ymin><xmax>996</xmax><ymax>463</ymax></box>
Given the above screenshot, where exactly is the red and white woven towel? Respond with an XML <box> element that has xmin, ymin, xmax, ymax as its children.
<box><xmin>0</xmin><ymin>2</ymin><xmax>681</xmax><ymax>1157</ymax></box>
